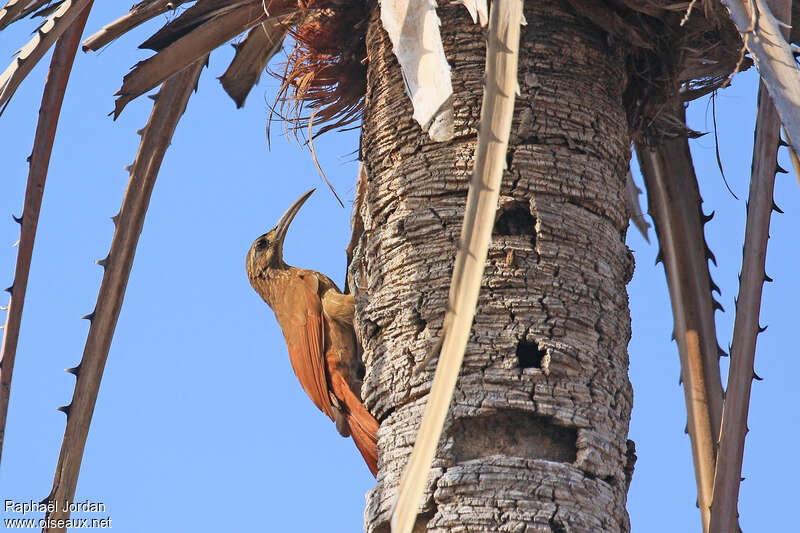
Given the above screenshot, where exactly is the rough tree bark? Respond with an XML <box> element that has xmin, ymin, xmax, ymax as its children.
<box><xmin>351</xmin><ymin>1</ymin><xmax>636</xmax><ymax>531</ymax></box>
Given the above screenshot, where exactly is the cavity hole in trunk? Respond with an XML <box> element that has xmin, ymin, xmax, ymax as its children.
<box><xmin>494</xmin><ymin>204</ymin><xmax>536</xmax><ymax>246</ymax></box>
<box><xmin>517</xmin><ymin>340</ymin><xmax>546</xmax><ymax>368</ymax></box>
<box><xmin>452</xmin><ymin>411</ymin><xmax>577</xmax><ymax>463</ymax></box>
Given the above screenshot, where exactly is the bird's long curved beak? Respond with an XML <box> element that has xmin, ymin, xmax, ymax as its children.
<box><xmin>273</xmin><ymin>188</ymin><xmax>315</xmax><ymax>257</ymax></box>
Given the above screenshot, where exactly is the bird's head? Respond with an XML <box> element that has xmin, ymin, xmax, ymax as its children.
<box><xmin>246</xmin><ymin>188</ymin><xmax>315</xmax><ymax>282</ymax></box>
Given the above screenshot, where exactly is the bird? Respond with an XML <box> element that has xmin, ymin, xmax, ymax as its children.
<box><xmin>246</xmin><ymin>188</ymin><xmax>378</xmax><ymax>476</ymax></box>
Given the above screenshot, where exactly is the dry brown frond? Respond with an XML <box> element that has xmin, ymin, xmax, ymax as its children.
<box><xmin>219</xmin><ymin>19</ymin><xmax>288</xmax><ymax>108</ymax></box>
<box><xmin>274</xmin><ymin>1</ymin><xmax>368</xmax><ymax>136</ymax></box>
<box><xmin>564</xmin><ymin>1</ymin><xmax>748</xmax><ymax>141</ymax></box>
<box><xmin>0</xmin><ymin>0</ymin><xmax>90</xmax><ymax>468</ymax></box>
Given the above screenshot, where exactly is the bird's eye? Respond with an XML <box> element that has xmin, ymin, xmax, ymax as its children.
<box><xmin>255</xmin><ymin>239</ymin><xmax>269</xmax><ymax>251</ymax></box>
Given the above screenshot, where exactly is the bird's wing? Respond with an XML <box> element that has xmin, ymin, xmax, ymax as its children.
<box><xmin>283</xmin><ymin>273</ymin><xmax>334</xmax><ymax>421</ymax></box>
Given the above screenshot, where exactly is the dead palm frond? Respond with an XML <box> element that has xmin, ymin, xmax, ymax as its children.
<box><xmin>722</xmin><ymin>0</ymin><xmax>800</xmax><ymax>153</ymax></box>
<box><xmin>0</xmin><ymin>0</ymin><xmax>94</xmax><ymax>114</ymax></box>
<box><xmin>112</xmin><ymin>1</ymin><xmax>272</xmax><ymax>118</ymax></box>
<box><xmin>274</xmin><ymin>3</ymin><xmax>367</xmax><ymax>136</ymax></box>
<box><xmin>42</xmin><ymin>57</ymin><xmax>207</xmax><ymax>527</ymax></box>
<box><xmin>219</xmin><ymin>21</ymin><xmax>286</xmax><ymax>108</ymax></box>
<box><xmin>0</xmin><ymin>0</ymin><xmax>56</xmax><ymax>30</ymax></box>
<box><xmin>709</xmin><ymin>80</ymin><xmax>784</xmax><ymax>533</ymax></box>
<box><xmin>707</xmin><ymin>2</ymin><xmax>792</xmax><ymax>531</ymax></box>
<box><xmin>390</xmin><ymin>1</ymin><xmax>523</xmax><ymax>531</ymax></box>
<box><xmin>0</xmin><ymin>0</ymin><xmax>91</xmax><ymax>465</ymax></box>
<box><xmin>379</xmin><ymin>0</ymin><xmax>456</xmax><ymax>141</ymax></box>
<box><xmin>636</xmin><ymin>130</ymin><xmax>726</xmax><ymax>533</ymax></box>
<box><xmin>81</xmin><ymin>0</ymin><xmax>192</xmax><ymax>52</ymax></box>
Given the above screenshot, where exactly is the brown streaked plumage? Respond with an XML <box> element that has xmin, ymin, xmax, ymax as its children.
<box><xmin>246</xmin><ymin>189</ymin><xmax>378</xmax><ymax>476</ymax></box>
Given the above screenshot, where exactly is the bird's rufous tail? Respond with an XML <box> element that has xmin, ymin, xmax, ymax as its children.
<box><xmin>331</xmin><ymin>373</ymin><xmax>379</xmax><ymax>476</ymax></box>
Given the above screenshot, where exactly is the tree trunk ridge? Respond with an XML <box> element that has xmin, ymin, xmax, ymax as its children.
<box><xmin>355</xmin><ymin>2</ymin><xmax>635</xmax><ymax>531</ymax></box>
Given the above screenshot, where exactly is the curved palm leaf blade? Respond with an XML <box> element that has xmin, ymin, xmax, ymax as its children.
<box><xmin>636</xmin><ymin>131</ymin><xmax>726</xmax><ymax>533</ymax></box>
<box><xmin>0</xmin><ymin>0</ymin><xmax>58</xmax><ymax>30</ymax></box>
<box><xmin>0</xmin><ymin>0</ymin><xmax>92</xmax><ymax>114</ymax></box>
<box><xmin>389</xmin><ymin>1</ymin><xmax>523</xmax><ymax>532</ymax></box>
<box><xmin>0</xmin><ymin>0</ymin><xmax>29</xmax><ymax>30</ymax></box>
<box><xmin>0</xmin><ymin>0</ymin><xmax>90</xmax><ymax>468</ymax></box>
<box><xmin>709</xmin><ymin>80</ymin><xmax>782</xmax><ymax>533</ymax></box>
<box><xmin>81</xmin><ymin>0</ymin><xmax>191</xmax><ymax>52</ymax></box>
<box><xmin>112</xmin><ymin>1</ymin><xmax>271</xmax><ymax>118</ymax></box>
<box><xmin>139</xmin><ymin>0</ymin><xmax>263</xmax><ymax>51</ymax></box>
<box><xmin>41</xmin><ymin>58</ymin><xmax>206</xmax><ymax>530</ymax></box>
<box><xmin>28</xmin><ymin>0</ymin><xmax>64</xmax><ymax>19</ymax></box>
<box><xmin>219</xmin><ymin>21</ymin><xmax>286</xmax><ymax>108</ymax></box>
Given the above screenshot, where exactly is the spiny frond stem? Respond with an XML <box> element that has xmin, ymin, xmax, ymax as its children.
<box><xmin>709</xmin><ymin>3</ymin><xmax>790</xmax><ymax>530</ymax></box>
<box><xmin>636</xmin><ymin>128</ymin><xmax>726</xmax><ymax>533</ymax></box>
<box><xmin>0</xmin><ymin>2</ymin><xmax>90</xmax><ymax>468</ymax></box>
<box><xmin>42</xmin><ymin>57</ymin><xmax>205</xmax><ymax>532</ymax></box>
<box><xmin>708</xmin><ymin>80</ymin><xmax>783</xmax><ymax>533</ymax></box>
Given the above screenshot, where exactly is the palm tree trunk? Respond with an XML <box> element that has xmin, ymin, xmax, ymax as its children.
<box><xmin>354</xmin><ymin>1</ymin><xmax>635</xmax><ymax>530</ymax></box>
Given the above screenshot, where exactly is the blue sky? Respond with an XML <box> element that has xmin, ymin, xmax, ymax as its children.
<box><xmin>1</xmin><ymin>6</ymin><xmax>798</xmax><ymax>531</ymax></box>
